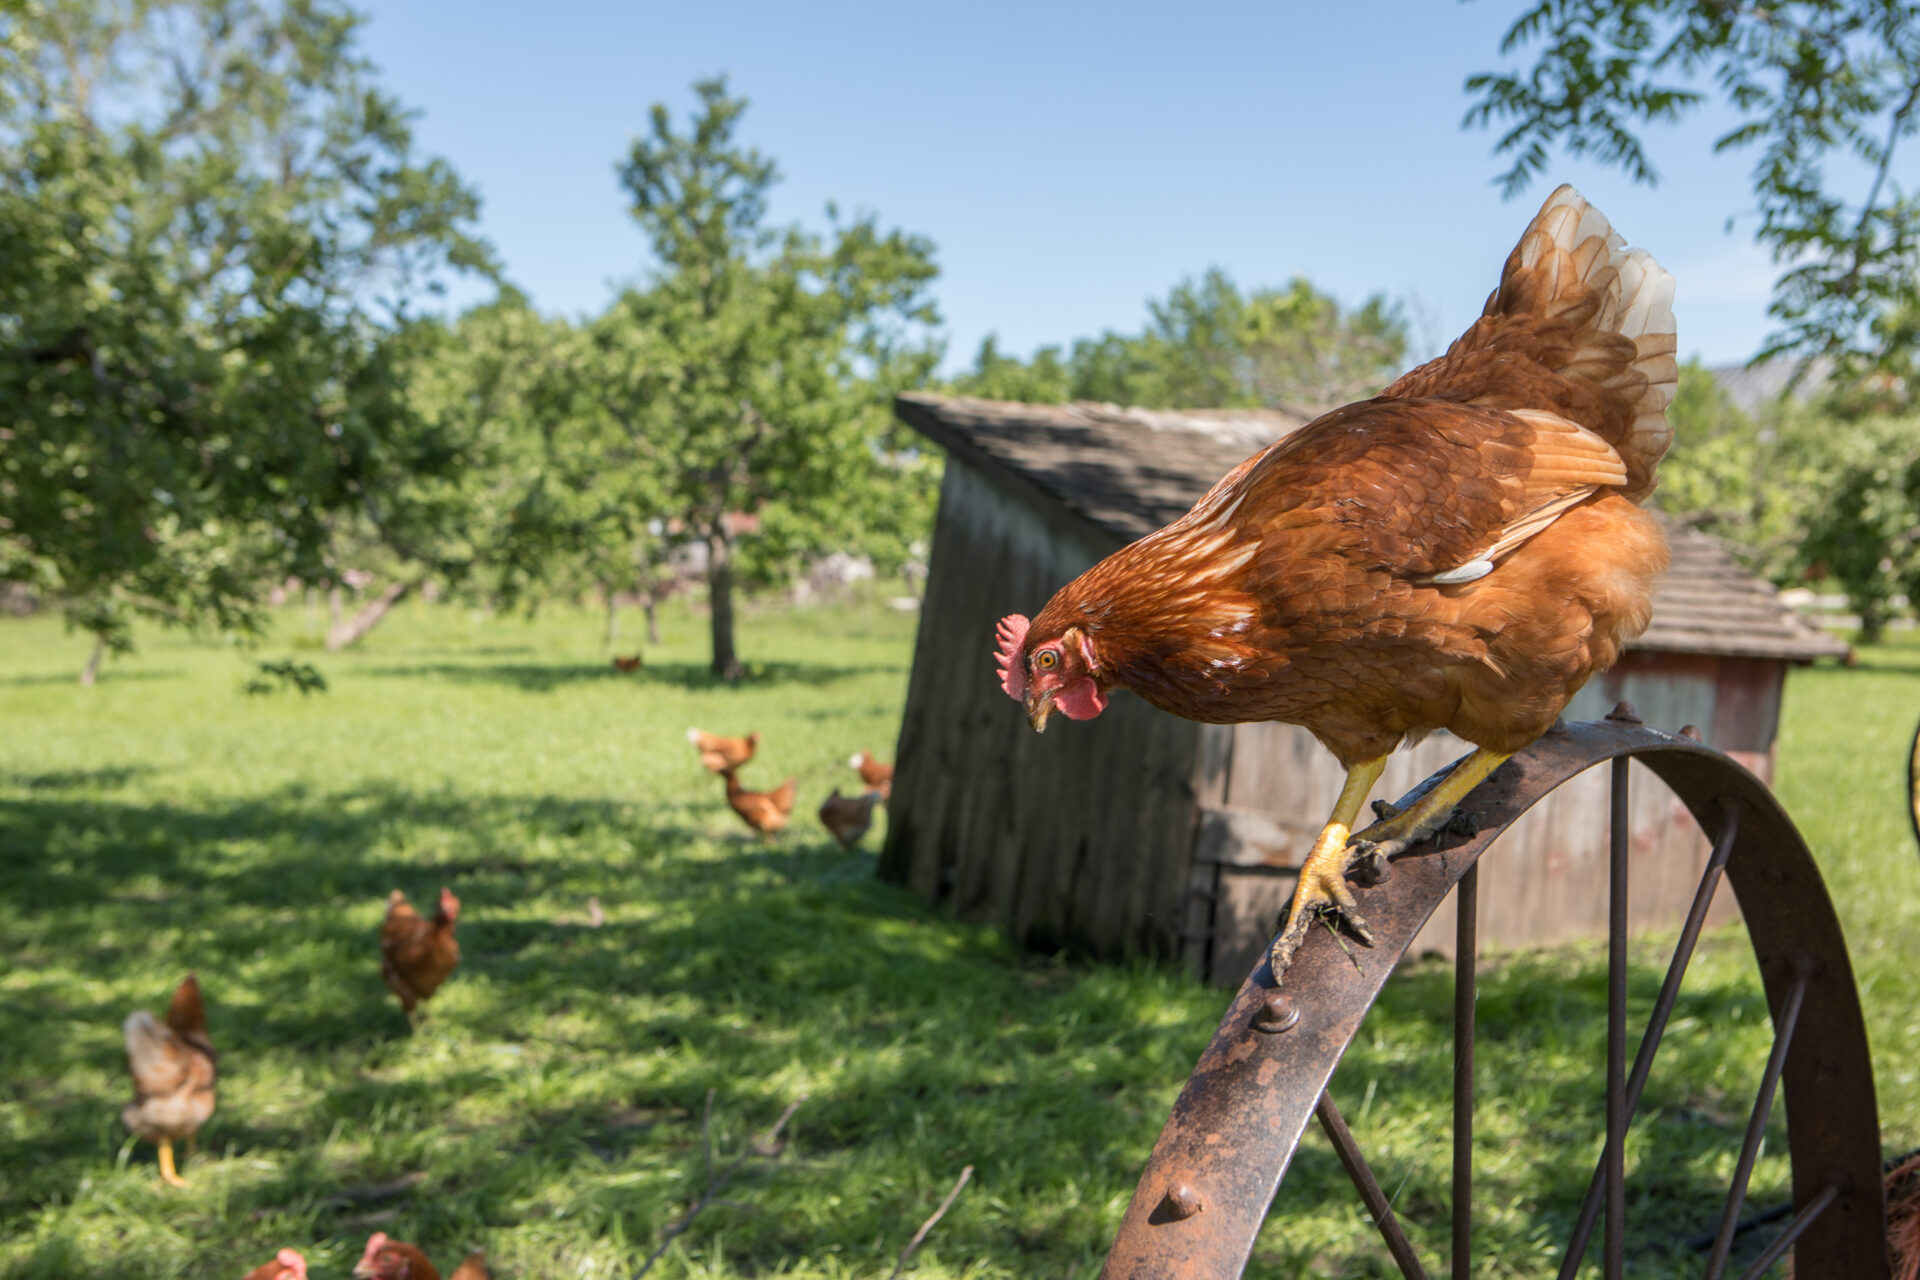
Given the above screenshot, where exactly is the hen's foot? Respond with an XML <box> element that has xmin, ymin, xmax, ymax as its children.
<box><xmin>1270</xmin><ymin>835</ymin><xmax>1375</xmax><ymax>981</ymax></box>
<box><xmin>157</xmin><ymin>1138</ymin><xmax>188</xmax><ymax>1188</ymax></box>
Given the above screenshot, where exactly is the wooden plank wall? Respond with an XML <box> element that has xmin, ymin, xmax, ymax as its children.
<box><xmin>1203</xmin><ymin>650</ymin><xmax>1782</xmax><ymax>983</ymax></box>
<box><xmin>880</xmin><ymin>463</ymin><xmax>1205</xmax><ymax>961</ymax></box>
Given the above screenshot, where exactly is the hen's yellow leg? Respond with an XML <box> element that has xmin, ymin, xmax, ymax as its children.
<box><xmin>157</xmin><ymin>1137</ymin><xmax>188</xmax><ymax>1188</ymax></box>
<box><xmin>1352</xmin><ymin>748</ymin><xmax>1511</xmax><ymax>854</ymax></box>
<box><xmin>1270</xmin><ymin>756</ymin><xmax>1388</xmax><ymax>980</ymax></box>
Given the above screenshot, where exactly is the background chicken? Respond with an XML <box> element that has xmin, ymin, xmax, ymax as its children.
<box><xmin>721</xmin><ymin>767</ymin><xmax>796</xmax><ymax>838</ymax></box>
<box><xmin>687</xmin><ymin>727</ymin><xmax>759</xmax><ymax>773</ymax></box>
<box><xmin>612</xmin><ymin>654</ymin><xmax>642</xmax><ymax>672</ymax></box>
<box><xmin>847</xmin><ymin>750</ymin><xmax>892</xmax><ymax>797</ymax></box>
<box><xmin>352</xmin><ymin>1233</ymin><xmax>487</xmax><ymax>1280</ymax></box>
<box><xmin>121</xmin><ymin>973</ymin><xmax>216</xmax><ymax>1188</ymax></box>
<box><xmin>818</xmin><ymin>787</ymin><xmax>882</xmax><ymax>849</ymax></box>
<box><xmin>243</xmin><ymin>1249</ymin><xmax>309</xmax><ymax>1280</ymax></box>
<box><xmin>380</xmin><ymin>887</ymin><xmax>462</xmax><ymax>1028</ymax></box>
<box><xmin>995</xmin><ymin>184</ymin><xmax>1675</xmax><ymax>980</ymax></box>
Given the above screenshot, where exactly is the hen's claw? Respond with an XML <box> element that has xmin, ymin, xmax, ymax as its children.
<box><xmin>1270</xmin><ymin>840</ymin><xmax>1375</xmax><ymax>981</ymax></box>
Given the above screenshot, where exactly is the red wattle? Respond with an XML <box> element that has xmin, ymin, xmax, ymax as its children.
<box><xmin>1054</xmin><ymin>677</ymin><xmax>1108</xmax><ymax>721</ymax></box>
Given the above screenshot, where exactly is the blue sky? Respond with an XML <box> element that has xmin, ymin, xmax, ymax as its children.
<box><xmin>357</xmin><ymin>2</ymin><xmax>1785</xmax><ymax>372</ymax></box>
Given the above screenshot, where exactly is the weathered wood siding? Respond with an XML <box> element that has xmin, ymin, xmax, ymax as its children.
<box><xmin>1201</xmin><ymin>650</ymin><xmax>1776</xmax><ymax>983</ymax></box>
<box><xmin>880</xmin><ymin>463</ymin><xmax>1204</xmax><ymax>960</ymax></box>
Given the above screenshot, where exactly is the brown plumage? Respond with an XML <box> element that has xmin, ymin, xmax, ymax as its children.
<box><xmin>847</xmin><ymin>750</ymin><xmax>893</xmax><ymax>797</ymax></box>
<box><xmin>243</xmin><ymin>1249</ymin><xmax>309</xmax><ymax>1280</ymax></box>
<box><xmin>122</xmin><ymin>973</ymin><xmax>217</xmax><ymax>1188</ymax></box>
<box><xmin>352</xmin><ymin>1232</ymin><xmax>441</xmax><ymax>1280</ymax></box>
<box><xmin>1891</xmin><ymin>1149</ymin><xmax>1920</xmax><ymax>1280</ymax></box>
<box><xmin>818</xmin><ymin>788</ymin><xmax>883</xmax><ymax>849</ymax></box>
<box><xmin>447</xmin><ymin>1251</ymin><xmax>490</xmax><ymax>1280</ymax></box>
<box><xmin>687</xmin><ymin>727</ymin><xmax>759</xmax><ymax>773</ymax></box>
<box><xmin>380</xmin><ymin>887</ymin><xmax>462</xmax><ymax>1028</ymax></box>
<box><xmin>722</xmin><ymin>767</ymin><xmax>797</xmax><ymax>837</ymax></box>
<box><xmin>612</xmin><ymin>654</ymin><xmax>642</xmax><ymax>672</ymax></box>
<box><xmin>995</xmin><ymin>185</ymin><xmax>1676</xmax><ymax>981</ymax></box>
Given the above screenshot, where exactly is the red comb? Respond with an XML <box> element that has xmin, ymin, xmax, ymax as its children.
<box><xmin>995</xmin><ymin>614</ymin><xmax>1031</xmax><ymax>700</ymax></box>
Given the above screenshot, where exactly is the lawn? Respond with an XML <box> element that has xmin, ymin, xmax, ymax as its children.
<box><xmin>2</xmin><ymin>595</ymin><xmax>1915</xmax><ymax>1278</ymax></box>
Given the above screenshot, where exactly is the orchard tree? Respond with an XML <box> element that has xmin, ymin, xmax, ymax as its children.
<box><xmin>952</xmin><ymin>271</ymin><xmax>1407</xmax><ymax>411</ymax></box>
<box><xmin>597</xmin><ymin>78</ymin><xmax>939</xmax><ymax>680</ymax></box>
<box><xmin>1465</xmin><ymin>0</ymin><xmax>1920</xmax><ymax>377</ymax></box>
<box><xmin>0</xmin><ymin>0</ymin><xmax>492</xmax><ymax>680</ymax></box>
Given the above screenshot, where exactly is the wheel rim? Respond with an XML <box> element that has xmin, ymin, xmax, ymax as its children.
<box><xmin>1099</xmin><ymin>711</ymin><xmax>1886</xmax><ymax>1280</ymax></box>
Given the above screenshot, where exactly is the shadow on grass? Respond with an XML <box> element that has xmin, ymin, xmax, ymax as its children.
<box><xmin>0</xmin><ymin>669</ymin><xmax>175</xmax><ymax>688</ymax></box>
<box><xmin>0</xmin><ymin>767</ymin><xmax>1804</xmax><ymax>1277</ymax></box>
<box><xmin>357</xmin><ymin>659</ymin><xmax>902</xmax><ymax>693</ymax></box>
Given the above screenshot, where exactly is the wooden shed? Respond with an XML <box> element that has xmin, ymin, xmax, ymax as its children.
<box><xmin>880</xmin><ymin>393</ymin><xmax>1851</xmax><ymax>984</ymax></box>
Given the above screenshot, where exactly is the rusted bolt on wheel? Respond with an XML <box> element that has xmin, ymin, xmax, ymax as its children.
<box><xmin>1252</xmin><ymin>992</ymin><xmax>1301</xmax><ymax>1034</ymax></box>
<box><xmin>1606</xmin><ymin>700</ymin><xmax>1642</xmax><ymax>724</ymax></box>
<box><xmin>1156</xmin><ymin>1182</ymin><xmax>1204</xmax><ymax>1221</ymax></box>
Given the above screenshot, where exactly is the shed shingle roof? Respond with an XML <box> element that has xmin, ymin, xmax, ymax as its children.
<box><xmin>896</xmin><ymin>392</ymin><xmax>1849</xmax><ymax>664</ymax></box>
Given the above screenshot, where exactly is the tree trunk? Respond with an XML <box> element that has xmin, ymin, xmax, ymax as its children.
<box><xmin>643</xmin><ymin>591</ymin><xmax>661</xmax><ymax>646</ymax></box>
<box><xmin>706</xmin><ymin>527</ymin><xmax>744</xmax><ymax>681</ymax></box>
<box><xmin>329</xmin><ymin>586</ymin><xmax>343</xmax><ymax>634</ymax></box>
<box><xmin>326</xmin><ymin>579</ymin><xmax>416</xmax><ymax>651</ymax></box>
<box><xmin>305</xmin><ymin>586</ymin><xmax>320</xmax><ymax>640</ymax></box>
<box><xmin>605</xmin><ymin>594</ymin><xmax>620</xmax><ymax>648</ymax></box>
<box><xmin>79</xmin><ymin>633</ymin><xmax>105</xmax><ymax>687</ymax></box>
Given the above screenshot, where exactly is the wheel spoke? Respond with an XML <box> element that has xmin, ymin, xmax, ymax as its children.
<box><xmin>1704</xmin><ymin>959</ymin><xmax>1814</xmax><ymax>1280</ymax></box>
<box><xmin>1732</xmin><ymin>1182</ymin><xmax>1839</xmax><ymax>1280</ymax></box>
<box><xmin>1556</xmin><ymin>799</ymin><xmax>1742</xmax><ymax>1279</ymax></box>
<box><xmin>1605</xmin><ymin>757</ymin><xmax>1630</xmax><ymax>1280</ymax></box>
<box><xmin>1453</xmin><ymin>864</ymin><xmax>1477</xmax><ymax>1280</ymax></box>
<box><xmin>1314</xmin><ymin>1091</ymin><xmax>1432</xmax><ymax>1280</ymax></box>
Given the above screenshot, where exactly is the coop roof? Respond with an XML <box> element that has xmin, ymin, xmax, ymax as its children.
<box><xmin>896</xmin><ymin>392</ymin><xmax>1850</xmax><ymax>664</ymax></box>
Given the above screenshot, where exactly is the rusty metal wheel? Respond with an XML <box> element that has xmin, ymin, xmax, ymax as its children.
<box><xmin>1100</xmin><ymin>710</ymin><xmax>1887</xmax><ymax>1279</ymax></box>
<box><xmin>1906</xmin><ymin>715</ymin><xmax>1920</xmax><ymax>854</ymax></box>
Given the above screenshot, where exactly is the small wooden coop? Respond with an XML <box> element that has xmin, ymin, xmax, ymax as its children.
<box><xmin>880</xmin><ymin>393</ymin><xmax>1851</xmax><ymax>984</ymax></box>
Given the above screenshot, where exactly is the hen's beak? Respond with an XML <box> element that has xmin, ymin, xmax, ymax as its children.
<box><xmin>1026</xmin><ymin>690</ymin><xmax>1054</xmax><ymax>733</ymax></box>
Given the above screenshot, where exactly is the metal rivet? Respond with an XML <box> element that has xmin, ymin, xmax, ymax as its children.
<box><xmin>1677</xmin><ymin>724</ymin><xmax>1702</xmax><ymax>740</ymax></box>
<box><xmin>1158</xmin><ymin>1182</ymin><xmax>1204</xmax><ymax>1220</ymax></box>
<box><xmin>1606</xmin><ymin>700</ymin><xmax>1642</xmax><ymax>724</ymax></box>
<box><xmin>1252</xmin><ymin>992</ymin><xmax>1301</xmax><ymax>1034</ymax></box>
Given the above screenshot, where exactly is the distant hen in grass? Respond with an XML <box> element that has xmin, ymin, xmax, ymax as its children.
<box><xmin>380</xmin><ymin>887</ymin><xmax>462</xmax><ymax>1029</ymax></box>
<box><xmin>121</xmin><ymin>973</ymin><xmax>216</xmax><ymax>1188</ymax></box>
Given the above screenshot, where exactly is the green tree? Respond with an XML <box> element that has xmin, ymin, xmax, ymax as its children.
<box><xmin>1465</xmin><ymin>0</ymin><xmax>1920</xmax><ymax>376</ymax></box>
<box><xmin>597</xmin><ymin>78</ymin><xmax>939</xmax><ymax>680</ymax></box>
<box><xmin>952</xmin><ymin>271</ymin><xmax>1407</xmax><ymax>411</ymax></box>
<box><xmin>0</xmin><ymin>0</ymin><xmax>492</xmax><ymax>681</ymax></box>
<box><xmin>1795</xmin><ymin>413</ymin><xmax>1920</xmax><ymax>640</ymax></box>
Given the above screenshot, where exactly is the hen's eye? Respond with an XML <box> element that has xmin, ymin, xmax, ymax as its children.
<box><xmin>1036</xmin><ymin>649</ymin><xmax>1058</xmax><ymax>670</ymax></box>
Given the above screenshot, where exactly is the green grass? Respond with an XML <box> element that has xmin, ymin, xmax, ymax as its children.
<box><xmin>1</xmin><ymin>596</ymin><xmax>1915</xmax><ymax>1278</ymax></box>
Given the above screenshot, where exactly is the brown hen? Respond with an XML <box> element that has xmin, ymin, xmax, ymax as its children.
<box><xmin>995</xmin><ymin>185</ymin><xmax>1676</xmax><ymax>981</ymax></box>
<box><xmin>818</xmin><ymin>787</ymin><xmax>883</xmax><ymax>849</ymax></box>
<box><xmin>352</xmin><ymin>1232</ymin><xmax>468</xmax><ymax>1280</ymax></box>
<box><xmin>243</xmin><ymin>1249</ymin><xmax>309</xmax><ymax>1280</ymax></box>
<box><xmin>847</xmin><ymin>750</ymin><xmax>893</xmax><ymax>797</ymax></box>
<box><xmin>380</xmin><ymin>887</ymin><xmax>462</xmax><ymax>1029</ymax></box>
<box><xmin>687</xmin><ymin>727</ymin><xmax>759</xmax><ymax>773</ymax></box>
<box><xmin>122</xmin><ymin>973</ymin><xmax>217</xmax><ymax>1188</ymax></box>
<box><xmin>721</xmin><ymin>767</ymin><xmax>797</xmax><ymax>838</ymax></box>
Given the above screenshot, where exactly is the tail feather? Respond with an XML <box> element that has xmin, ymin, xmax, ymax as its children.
<box><xmin>124</xmin><ymin>1010</ymin><xmax>187</xmax><ymax>1094</ymax></box>
<box><xmin>1388</xmin><ymin>184</ymin><xmax>1676</xmax><ymax>501</ymax></box>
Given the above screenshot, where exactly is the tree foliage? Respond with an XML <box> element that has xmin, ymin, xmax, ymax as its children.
<box><xmin>952</xmin><ymin>270</ymin><xmax>1408</xmax><ymax>411</ymax></box>
<box><xmin>0</xmin><ymin>0</ymin><xmax>492</xmax><ymax>675</ymax></box>
<box><xmin>1465</xmin><ymin>0</ymin><xmax>1920</xmax><ymax>375</ymax></box>
<box><xmin>593</xmin><ymin>78</ymin><xmax>940</xmax><ymax>679</ymax></box>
